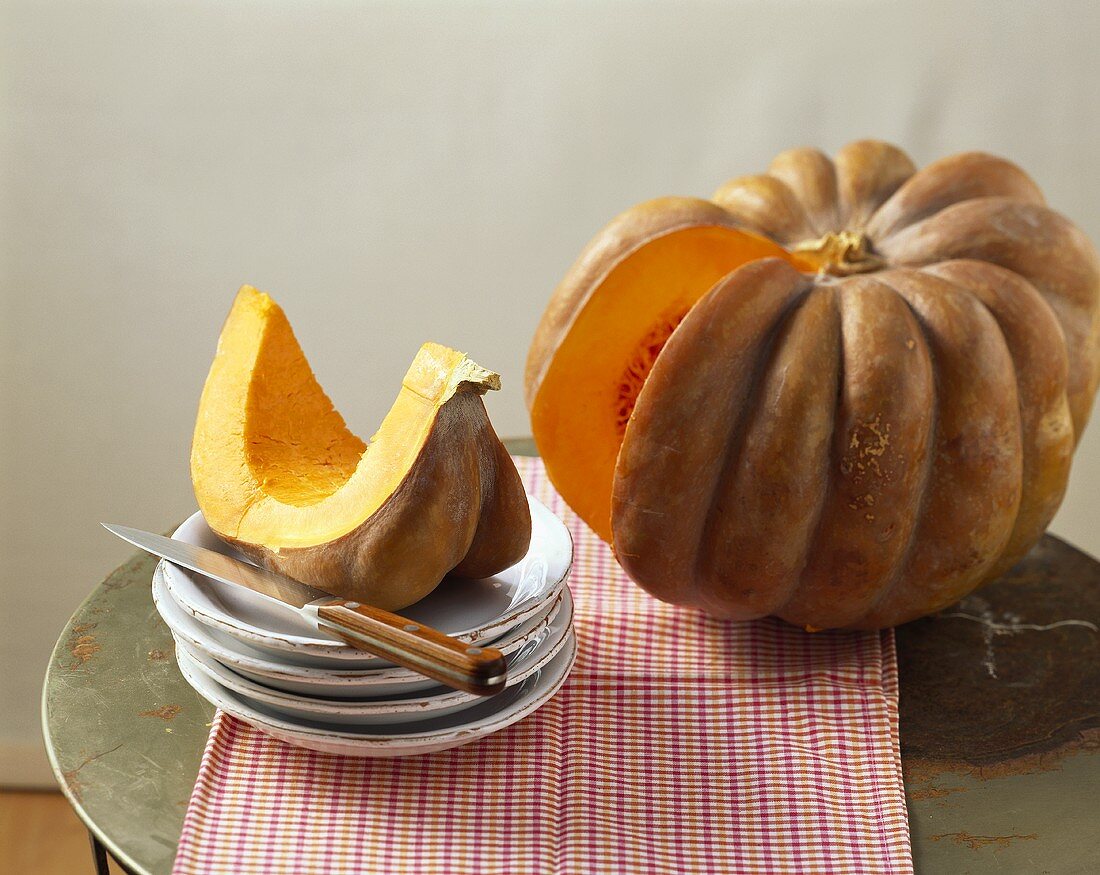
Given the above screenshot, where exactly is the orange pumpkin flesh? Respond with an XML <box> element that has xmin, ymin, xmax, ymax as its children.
<box><xmin>526</xmin><ymin>198</ymin><xmax>809</xmax><ymax>541</ymax></box>
<box><xmin>192</xmin><ymin>286</ymin><xmax>531</xmax><ymax>610</ymax></box>
<box><xmin>527</xmin><ymin>141</ymin><xmax>1099</xmax><ymax>629</ymax></box>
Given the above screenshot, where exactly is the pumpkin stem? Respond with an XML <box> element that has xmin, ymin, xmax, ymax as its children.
<box><xmin>792</xmin><ymin>230</ymin><xmax>885</xmax><ymax>276</ymax></box>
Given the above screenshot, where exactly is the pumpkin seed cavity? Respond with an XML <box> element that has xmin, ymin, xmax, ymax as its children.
<box><xmin>614</xmin><ymin>309</ymin><xmax>688</xmax><ymax>435</ymax></box>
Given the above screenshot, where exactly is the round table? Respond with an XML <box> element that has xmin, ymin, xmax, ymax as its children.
<box><xmin>43</xmin><ymin>442</ymin><xmax>1100</xmax><ymax>874</ymax></box>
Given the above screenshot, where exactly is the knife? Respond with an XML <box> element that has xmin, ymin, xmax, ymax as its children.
<box><xmin>102</xmin><ymin>523</ymin><xmax>507</xmax><ymax>696</ymax></box>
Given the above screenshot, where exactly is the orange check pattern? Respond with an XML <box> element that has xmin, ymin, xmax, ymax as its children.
<box><xmin>173</xmin><ymin>457</ymin><xmax>912</xmax><ymax>874</ymax></box>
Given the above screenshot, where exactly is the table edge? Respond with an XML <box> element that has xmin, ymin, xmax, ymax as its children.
<box><xmin>41</xmin><ymin>574</ymin><xmax>152</xmax><ymax>875</ymax></box>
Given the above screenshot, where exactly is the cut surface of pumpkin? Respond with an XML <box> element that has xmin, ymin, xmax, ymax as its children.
<box><xmin>527</xmin><ymin>214</ymin><xmax>806</xmax><ymax>541</ymax></box>
<box><xmin>192</xmin><ymin>286</ymin><xmax>531</xmax><ymax>610</ymax></box>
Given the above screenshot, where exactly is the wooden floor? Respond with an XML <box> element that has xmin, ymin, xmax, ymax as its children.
<box><xmin>0</xmin><ymin>789</ymin><xmax>122</xmax><ymax>874</ymax></box>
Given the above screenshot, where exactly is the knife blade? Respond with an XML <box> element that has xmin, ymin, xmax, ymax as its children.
<box><xmin>103</xmin><ymin>523</ymin><xmax>507</xmax><ymax>696</ymax></box>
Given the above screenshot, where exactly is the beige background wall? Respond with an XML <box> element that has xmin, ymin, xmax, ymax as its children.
<box><xmin>3</xmin><ymin>0</ymin><xmax>1098</xmax><ymax>785</ymax></box>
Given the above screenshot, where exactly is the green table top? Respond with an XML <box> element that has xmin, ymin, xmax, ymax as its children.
<box><xmin>43</xmin><ymin>441</ymin><xmax>1100</xmax><ymax>874</ymax></box>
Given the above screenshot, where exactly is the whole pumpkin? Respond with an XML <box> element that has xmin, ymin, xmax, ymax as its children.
<box><xmin>526</xmin><ymin>140</ymin><xmax>1100</xmax><ymax>629</ymax></box>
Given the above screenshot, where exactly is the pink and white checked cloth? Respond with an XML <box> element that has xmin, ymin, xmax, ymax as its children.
<box><xmin>173</xmin><ymin>457</ymin><xmax>912</xmax><ymax>875</ymax></box>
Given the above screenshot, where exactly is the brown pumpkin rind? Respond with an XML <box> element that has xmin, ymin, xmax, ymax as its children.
<box><xmin>228</xmin><ymin>387</ymin><xmax>532</xmax><ymax>609</ymax></box>
<box><xmin>773</xmin><ymin>273</ymin><xmax>939</xmax><ymax>628</ymax></box>
<box><xmin>530</xmin><ymin>140</ymin><xmax>1099</xmax><ymax>629</ymax></box>
<box><xmin>612</xmin><ymin>260</ymin><xmax>812</xmax><ymax>609</ymax></box>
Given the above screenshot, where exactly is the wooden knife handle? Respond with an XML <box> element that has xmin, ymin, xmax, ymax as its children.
<box><xmin>312</xmin><ymin>599</ymin><xmax>507</xmax><ymax>696</ymax></box>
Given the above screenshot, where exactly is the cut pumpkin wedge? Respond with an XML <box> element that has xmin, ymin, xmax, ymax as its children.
<box><xmin>191</xmin><ymin>286</ymin><xmax>531</xmax><ymax>610</ymax></box>
<box><xmin>525</xmin><ymin>199</ymin><xmax>810</xmax><ymax>542</ymax></box>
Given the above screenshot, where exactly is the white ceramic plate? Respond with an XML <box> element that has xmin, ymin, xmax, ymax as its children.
<box><xmin>161</xmin><ymin>495</ymin><xmax>572</xmax><ymax>665</ymax></box>
<box><xmin>173</xmin><ymin>593</ymin><xmax>572</xmax><ymax>725</ymax></box>
<box><xmin>175</xmin><ymin>629</ymin><xmax>577</xmax><ymax>757</ymax></box>
<box><xmin>153</xmin><ymin>564</ymin><xmax>569</xmax><ymax>699</ymax></box>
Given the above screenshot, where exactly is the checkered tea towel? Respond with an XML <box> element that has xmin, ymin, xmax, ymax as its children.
<box><xmin>173</xmin><ymin>456</ymin><xmax>911</xmax><ymax>874</ymax></box>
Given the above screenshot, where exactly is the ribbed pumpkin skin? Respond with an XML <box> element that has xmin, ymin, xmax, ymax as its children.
<box><xmin>533</xmin><ymin>141</ymin><xmax>1100</xmax><ymax>629</ymax></box>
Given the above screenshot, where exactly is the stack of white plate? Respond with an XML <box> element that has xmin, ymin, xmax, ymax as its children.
<box><xmin>152</xmin><ymin>495</ymin><xmax>576</xmax><ymax>757</ymax></box>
